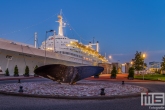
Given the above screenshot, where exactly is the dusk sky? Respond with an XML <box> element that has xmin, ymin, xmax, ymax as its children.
<box><xmin>0</xmin><ymin>0</ymin><xmax>165</xmax><ymax>64</ymax></box>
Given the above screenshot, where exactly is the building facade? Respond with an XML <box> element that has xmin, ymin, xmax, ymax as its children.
<box><xmin>149</xmin><ymin>61</ymin><xmax>161</xmax><ymax>73</ymax></box>
<box><xmin>98</xmin><ymin>63</ymin><xmax>112</xmax><ymax>74</ymax></box>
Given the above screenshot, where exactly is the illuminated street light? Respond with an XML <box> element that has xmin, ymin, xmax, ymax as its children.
<box><xmin>108</xmin><ymin>55</ymin><xmax>112</xmax><ymax>63</ymax></box>
<box><xmin>130</xmin><ymin>61</ymin><xmax>133</xmax><ymax>65</ymax></box>
<box><xmin>142</xmin><ymin>53</ymin><xmax>146</xmax><ymax>58</ymax></box>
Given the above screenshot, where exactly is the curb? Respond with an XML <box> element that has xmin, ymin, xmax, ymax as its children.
<box><xmin>0</xmin><ymin>87</ymin><xmax>148</xmax><ymax>100</ymax></box>
<box><xmin>0</xmin><ymin>77</ymin><xmax>41</xmax><ymax>81</ymax></box>
<box><xmin>134</xmin><ymin>78</ymin><xmax>165</xmax><ymax>82</ymax></box>
<box><xmin>86</xmin><ymin>78</ymin><xmax>165</xmax><ymax>82</ymax></box>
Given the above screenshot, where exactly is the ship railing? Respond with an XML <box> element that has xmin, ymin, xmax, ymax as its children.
<box><xmin>66</xmin><ymin>41</ymin><xmax>107</xmax><ymax>62</ymax></box>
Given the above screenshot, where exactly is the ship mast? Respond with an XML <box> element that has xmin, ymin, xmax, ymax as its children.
<box><xmin>58</xmin><ymin>10</ymin><xmax>63</xmax><ymax>36</ymax></box>
<box><xmin>34</xmin><ymin>32</ymin><xmax>37</xmax><ymax>48</ymax></box>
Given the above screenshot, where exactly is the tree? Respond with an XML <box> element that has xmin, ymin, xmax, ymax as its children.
<box><xmin>132</xmin><ymin>51</ymin><xmax>147</xmax><ymax>73</ymax></box>
<box><xmin>14</xmin><ymin>65</ymin><xmax>19</xmax><ymax>76</ymax></box>
<box><xmin>111</xmin><ymin>66</ymin><xmax>117</xmax><ymax>78</ymax></box>
<box><xmin>161</xmin><ymin>55</ymin><xmax>165</xmax><ymax>74</ymax></box>
<box><xmin>5</xmin><ymin>68</ymin><xmax>10</xmax><ymax>76</ymax></box>
<box><xmin>128</xmin><ymin>67</ymin><xmax>134</xmax><ymax>79</ymax></box>
<box><xmin>161</xmin><ymin>55</ymin><xmax>165</xmax><ymax>70</ymax></box>
<box><xmin>24</xmin><ymin>66</ymin><xmax>29</xmax><ymax>77</ymax></box>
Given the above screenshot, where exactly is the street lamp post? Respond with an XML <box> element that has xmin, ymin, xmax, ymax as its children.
<box><xmin>44</xmin><ymin>30</ymin><xmax>54</xmax><ymax>65</ymax></box>
<box><xmin>53</xmin><ymin>31</ymin><xmax>56</xmax><ymax>52</ymax></box>
<box><xmin>108</xmin><ymin>55</ymin><xmax>112</xmax><ymax>74</ymax></box>
<box><xmin>142</xmin><ymin>53</ymin><xmax>146</xmax><ymax>80</ymax></box>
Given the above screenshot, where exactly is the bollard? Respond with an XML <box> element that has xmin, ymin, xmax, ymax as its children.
<box><xmin>100</xmin><ymin>88</ymin><xmax>105</xmax><ymax>95</ymax></box>
<box><xmin>18</xmin><ymin>86</ymin><xmax>23</xmax><ymax>93</ymax></box>
<box><xmin>122</xmin><ymin>81</ymin><xmax>124</xmax><ymax>85</ymax></box>
<box><xmin>18</xmin><ymin>79</ymin><xmax>21</xmax><ymax>83</ymax></box>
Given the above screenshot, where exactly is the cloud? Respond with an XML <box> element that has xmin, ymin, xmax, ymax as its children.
<box><xmin>147</xmin><ymin>50</ymin><xmax>165</xmax><ymax>54</ymax></box>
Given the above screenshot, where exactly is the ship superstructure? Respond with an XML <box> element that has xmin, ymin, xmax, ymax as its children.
<box><xmin>0</xmin><ymin>12</ymin><xmax>107</xmax><ymax>75</ymax></box>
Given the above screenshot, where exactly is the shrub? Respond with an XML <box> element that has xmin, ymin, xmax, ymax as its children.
<box><xmin>128</xmin><ymin>67</ymin><xmax>134</xmax><ymax>79</ymax></box>
<box><xmin>111</xmin><ymin>66</ymin><xmax>117</xmax><ymax>78</ymax></box>
<box><xmin>24</xmin><ymin>66</ymin><xmax>29</xmax><ymax>77</ymax></box>
<box><xmin>5</xmin><ymin>68</ymin><xmax>10</xmax><ymax>76</ymax></box>
<box><xmin>14</xmin><ymin>65</ymin><xmax>19</xmax><ymax>76</ymax></box>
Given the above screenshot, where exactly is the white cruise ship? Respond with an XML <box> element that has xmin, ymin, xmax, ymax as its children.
<box><xmin>0</xmin><ymin>12</ymin><xmax>107</xmax><ymax>76</ymax></box>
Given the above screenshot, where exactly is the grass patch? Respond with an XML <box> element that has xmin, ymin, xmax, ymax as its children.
<box><xmin>134</xmin><ymin>74</ymin><xmax>165</xmax><ymax>81</ymax></box>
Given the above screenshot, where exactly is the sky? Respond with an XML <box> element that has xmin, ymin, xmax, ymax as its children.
<box><xmin>0</xmin><ymin>0</ymin><xmax>165</xmax><ymax>64</ymax></box>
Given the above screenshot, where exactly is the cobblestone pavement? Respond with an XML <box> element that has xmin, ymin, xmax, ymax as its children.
<box><xmin>0</xmin><ymin>81</ymin><xmax>145</xmax><ymax>97</ymax></box>
<box><xmin>0</xmin><ymin>80</ymin><xmax>164</xmax><ymax>110</ymax></box>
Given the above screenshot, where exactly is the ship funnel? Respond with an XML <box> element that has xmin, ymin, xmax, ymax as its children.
<box><xmin>34</xmin><ymin>32</ymin><xmax>37</xmax><ymax>48</ymax></box>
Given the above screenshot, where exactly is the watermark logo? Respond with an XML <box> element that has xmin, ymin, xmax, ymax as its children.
<box><xmin>141</xmin><ymin>93</ymin><xmax>165</xmax><ymax>106</ymax></box>
<box><xmin>141</xmin><ymin>93</ymin><xmax>165</xmax><ymax>109</ymax></box>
